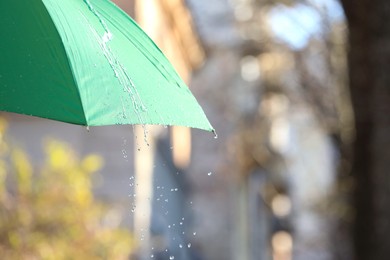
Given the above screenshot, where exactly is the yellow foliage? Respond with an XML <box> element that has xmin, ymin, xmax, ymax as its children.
<box><xmin>11</xmin><ymin>148</ymin><xmax>32</xmax><ymax>195</ymax></box>
<box><xmin>82</xmin><ymin>154</ymin><xmax>104</xmax><ymax>173</ymax></box>
<box><xmin>0</xmin><ymin>119</ymin><xmax>135</xmax><ymax>259</ymax></box>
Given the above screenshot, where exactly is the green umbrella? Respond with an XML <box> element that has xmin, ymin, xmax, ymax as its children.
<box><xmin>0</xmin><ymin>0</ymin><xmax>213</xmax><ymax>132</ymax></box>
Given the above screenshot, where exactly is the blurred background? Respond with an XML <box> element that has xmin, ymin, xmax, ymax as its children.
<box><xmin>2</xmin><ymin>0</ymin><xmax>388</xmax><ymax>259</ymax></box>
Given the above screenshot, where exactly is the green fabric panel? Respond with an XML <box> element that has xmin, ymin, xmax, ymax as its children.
<box><xmin>0</xmin><ymin>0</ymin><xmax>87</xmax><ymax>125</ymax></box>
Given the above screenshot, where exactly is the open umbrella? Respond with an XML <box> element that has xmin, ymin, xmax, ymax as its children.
<box><xmin>0</xmin><ymin>0</ymin><xmax>213</xmax><ymax>132</ymax></box>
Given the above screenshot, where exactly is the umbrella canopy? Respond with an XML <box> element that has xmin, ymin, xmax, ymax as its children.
<box><xmin>0</xmin><ymin>0</ymin><xmax>213</xmax><ymax>131</ymax></box>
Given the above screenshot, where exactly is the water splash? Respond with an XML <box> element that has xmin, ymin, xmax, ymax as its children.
<box><xmin>141</xmin><ymin>124</ymin><xmax>150</xmax><ymax>147</ymax></box>
<box><xmin>121</xmin><ymin>149</ymin><xmax>128</xmax><ymax>159</ymax></box>
<box><xmin>129</xmin><ymin>176</ymin><xmax>135</xmax><ymax>187</ymax></box>
<box><xmin>132</xmin><ymin>125</ymin><xmax>142</xmax><ymax>151</ymax></box>
<box><xmin>83</xmin><ymin>0</ymin><xmax>111</xmax><ymax>36</ymax></box>
<box><xmin>102</xmin><ymin>31</ymin><xmax>112</xmax><ymax>43</ymax></box>
<box><xmin>81</xmin><ymin>2</ymin><xmax>147</xmax><ymax>126</ymax></box>
<box><xmin>121</xmin><ymin>137</ymin><xmax>129</xmax><ymax>160</ymax></box>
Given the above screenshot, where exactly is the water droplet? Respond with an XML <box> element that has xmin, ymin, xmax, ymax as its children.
<box><xmin>102</xmin><ymin>31</ymin><xmax>113</xmax><ymax>43</ymax></box>
<box><xmin>169</xmin><ymin>256</ymin><xmax>175</xmax><ymax>260</ymax></box>
<box><xmin>150</xmin><ymin>254</ymin><xmax>154</xmax><ymax>258</ymax></box>
<box><xmin>179</xmin><ymin>244</ymin><xmax>183</xmax><ymax>248</ymax></box>
<box><xmin>187</xmin><ymin>243</ymin><xmax>192</xmax><ymax>248</ymax></box>
<box><xmin>122</xmin><ymin>149</ymin><xmax>128</xmax><ymax>158</ymax></box>
<box><xmin>212</xmin><ymin>129</ymin><xmax>218</xmax><ymax>139</ymax></box>
<box><xmin>142</xmin><ymin>125</ymin><xmax>150</xmax><ymax>146</ymax></box>
<box><xmin>193</xmin><ymin>232</ymin><xmax>197</xmax><ymax>236</ymax></box>
<box><xmin>208</xmin><ymin>172</ymin><xmax>213</xmax><ymax>176</ymax></box>
<box><xmin>86</xmin><ymin>126</ymin><xmax>90</xmax><ymax>132</ymax></box>
<box><xmin>179</xmin><ymin>222</ymin><xmax>183</xmax><ymax>225</ymax></box>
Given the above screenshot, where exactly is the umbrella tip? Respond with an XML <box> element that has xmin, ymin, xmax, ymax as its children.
<box><xmin>212</xmin><ymin>129</ymin><xmax>218</xmax><ymax>139</ymax></box>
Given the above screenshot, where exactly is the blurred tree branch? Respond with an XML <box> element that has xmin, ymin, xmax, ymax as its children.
<box><xmin>0</xmin><ymin>118</ymin><xmax>135</xmax><ymax>259</ymax></box>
